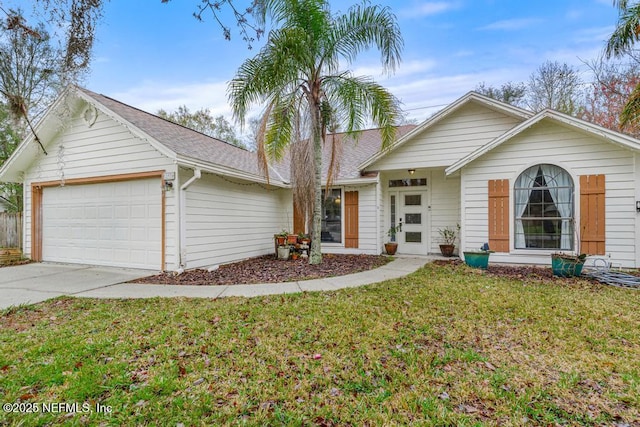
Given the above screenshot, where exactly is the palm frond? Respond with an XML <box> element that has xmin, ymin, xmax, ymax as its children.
<box><xmin>606</xmin><ymin>1</ymin><xmax>640</xmax><ymax>57</ymax></box>
<box><xmin>325</xmin><ymin>3</ymin><xmax>403</xmax><ymax>74</ymax></box>
<box><xmin>322</xmin><ymin>73</ymin><xmax>401</xmax><ymax>149</ymax></box>
<box><xmin>620</xmin><ymin>81</ymin><xmax>640</xmax><ymax>127</ymax></box>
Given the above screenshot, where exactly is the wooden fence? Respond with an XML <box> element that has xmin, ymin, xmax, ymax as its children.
<box><xmin>0</xmin><ymin>212</ymin><xmax>22</xmax><ymax>249</ymax></box>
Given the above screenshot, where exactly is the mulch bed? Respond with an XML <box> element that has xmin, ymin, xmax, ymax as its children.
<box><xmin>131</xmin><ymin>254</ymin><xmax>392</xmax><ymax>286</ymax></box>
<box><xmin>432</xmin><ymin>259</ymin><xmax>589</xmax><ymax>284</ymax></box>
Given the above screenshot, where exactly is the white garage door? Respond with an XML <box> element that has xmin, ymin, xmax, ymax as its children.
<box><xmin>42</xmin><ymin>178</ymin><xmax>162</xmax><ymax>269</ymax></box>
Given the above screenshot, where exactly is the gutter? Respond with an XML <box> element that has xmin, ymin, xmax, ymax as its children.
<box><xmin>177</xmin><ymin>156</ymin><xmax>289</xmax><ymax>188</ymax></box>
<box><xmin>177</xmin><ymin>168</ymin><xmax>201</xmax><ymax>273</ymax></box>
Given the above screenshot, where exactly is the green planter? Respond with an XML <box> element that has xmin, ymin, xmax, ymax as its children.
<box><xmin>551</xmin><ymin>254</ymin><xmax>585</xmax><ymax>277</ymax></box>
<box><xmin>463</xmin><ymin>251</ymin><xmax>491</xmax><ymax>269</ymax></box>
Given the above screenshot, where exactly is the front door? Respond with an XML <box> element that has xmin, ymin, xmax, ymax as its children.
<box><xmin>390</xmin><ymin>191</ymin><xmax>429</xmax><ymax>255</ymax></box>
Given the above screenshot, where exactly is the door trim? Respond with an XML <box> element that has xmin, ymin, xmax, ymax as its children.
<box><xmin>389</xmin><ymin>188</ymin><xmax>429</xmax><ymax>255</ymax></box>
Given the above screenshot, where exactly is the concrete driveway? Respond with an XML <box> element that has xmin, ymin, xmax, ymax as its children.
<box><xmin>0</xmin><ymin>263</ymin><xmax>154</xmax><ymax>310</ymax></box>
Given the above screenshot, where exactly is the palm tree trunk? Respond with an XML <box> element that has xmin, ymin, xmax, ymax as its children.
<box><xmin>309</xmin><ymin>103</ymin><xmax>323</xmax><ymax>265</ymax></box>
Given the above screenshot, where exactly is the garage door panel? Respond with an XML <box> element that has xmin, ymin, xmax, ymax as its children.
<box><xmin>42</xmin><ymin>178</ymin><xmax>161</xmax><ymax>269</ymax></box>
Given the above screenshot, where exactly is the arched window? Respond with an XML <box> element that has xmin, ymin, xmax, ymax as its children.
<box><xmin>514</xmin><ymin>164</ymin><xmax>574</xmax><ymax>250</ymax></box>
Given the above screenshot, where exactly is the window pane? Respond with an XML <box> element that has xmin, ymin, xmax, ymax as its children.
<box><xmin>405</xmin><ymin>213</ymin><xmax>421</xmax><ymax>225</ymax></box>
<box><xmin>390</xmin><ymin>195</ymin><xmax>396</xmax><ymax>242</ymax></box>
<box><xmin>405</xmin><ymin>232</ymin><xmax>422</xmax><ymax>243</ymax></box>
<box><xmin>321</xmin><ymin>189</ymin><xmax>341</xmax><ymax>243</ymax></box>
<box><xmin>514</xmin><ymin>164</ymin><xmax>574</xmax><ymax>250</ymax></box>
<box><xmin>389</xmin><ymin>178</ymin><xmax>427</xmax><ymax>187</ymax></box>
<box><xmin>405</xmin><ymin>195</ymin><xmax>421</xmax><ymax>206</ymax></box>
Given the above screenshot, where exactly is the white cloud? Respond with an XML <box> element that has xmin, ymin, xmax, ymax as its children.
<box><xmin>351</xmin><ymin>59</ymin><xmax>437</xmax><ymax>78</ymax></box>
<box><xmin>112</xmin><ymin>80</ymin><xmax>233</xmax><ymax>117</ymax></box>
<box><xmin>399</xmin><ymin>1</ymin><xmax>460</xmax><ymax>18</ymax></box>
<box><xmin>385</xmin><ymin>66</ymin><xmax>534</xmax><ymax>121</ymax></box>
<box><xmin>478</xmin><ymin>18</ymin><xmax>543</xmax><ymax>31</ymax></box>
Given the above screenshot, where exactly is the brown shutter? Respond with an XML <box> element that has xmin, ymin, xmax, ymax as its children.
<box><xmin>293</xmin><ymin>199</ymin><xmax>305</xmax><ymax>235</ymax></box>
<box><xmin>580</xmin><ymin>175</ymin><xmax>605</xmax><ymax>255</ymax></box>
<box><xmin>344</xmin><ymin>191</ymin><xmax>359</xmax><ymax>248</ymax></box>
<box><xmin>488</xmin><ymin>179</ymin><xmax>509</xmax><ymax>252</ymax></box>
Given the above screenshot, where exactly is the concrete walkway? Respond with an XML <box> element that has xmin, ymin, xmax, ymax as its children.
<box><xmin>72</xmin><ymin>256</ymin><xmax>432</xmax><ymax>301</ymax></box>
<box><xmin>0</xmin><ymin>264</ymin><xmax>155</xmax><ymax>309</ymax></box>
<box><xmin>0</xmin><ymin>256</ymin><xmax>433</xmax><ymax>309</ymax></box>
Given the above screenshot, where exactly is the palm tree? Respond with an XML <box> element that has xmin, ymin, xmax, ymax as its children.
<box><xmin>228</xmin><ymin>0</ymin><xmax>403</xmax><ymax>264</ymax></box>
<box><xmin>606</xmin><ymin>0</ymin><xmax>640</xmax><ymax>126</ymax></box>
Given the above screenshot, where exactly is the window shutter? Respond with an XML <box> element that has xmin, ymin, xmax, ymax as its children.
<box><xmin>344</xmin><ymin>191</ymin><xmax>359</xmax><ymax>248</ymax></box>
<box><xmin>488</xmin><ymin>179</ymin><xmax>509</xmax><ymax>252</ymax></box>
<box><xmin>580</xmin><ymin>175</ymin><xmax>605</xmax><ymax>255</ymax></box>
<box><xmin>293</xmin><ymin>199</ymin><xmax>305</xmax><ymax>235</ymax></box>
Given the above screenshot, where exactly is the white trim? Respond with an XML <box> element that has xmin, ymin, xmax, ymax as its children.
<box><xmin>176</xmin><ymin>156</ymin><xmax>289</xmax><ymax>188</ymax></box>
<box><xmin>333</xmin><ymin>176</ymin><xmax>378</xmax><ymax>185</ymax></box>
<box><xmin>375</xmin><ymin>173</ymin><xmax>382</xmax><ymax>254</ymax></box>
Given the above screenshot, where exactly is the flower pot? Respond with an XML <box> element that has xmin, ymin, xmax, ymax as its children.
<box><xmin>277</xmin><ymin>246</ymin><xmax>290</xmax><ymax>260</ymax></box>
<box><xmin>551</xmin><ymin>254</ymin><xmax>585</xmax><ymax>277</ymax></box>
<box><xmin>463</xmin><ymin>251</ymin><xmax>490</xmax><ymax>269</ymax></box>
<box><xmin>287</xmin><ymin>234</ymin><xmax>298</xmax><ymax>245</ymax></box>
<box><xmin>275</xmin><ymin>235</ymin><xmax>286</xmax><ymax>246</ymax></box>
<box><xmin>439</xmin><ymin>244</ymin><xmax>455</xmax><ymax>257</ymax></box>
<box><xmin>384</xmin><ymin>242</ymin><xmax>398</xmax><ymax>255</ymax></box>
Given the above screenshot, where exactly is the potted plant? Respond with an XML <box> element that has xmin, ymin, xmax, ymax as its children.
<box><xmin>551</xmin><ymin>252</ymin><xmax>587</xmax><ymax>277</ymax></box>
<box><xmin>385</xmin><ymin>224</ymin><xmax>402</xmax><ymax>255</ymax></box>
<box><xmin>275</xmin><ymin>230</ymin><xmax>288</xmax><ymax>246</ymax></box>
<box><xmin>551</xmin><ymin>220</ymin><xmax>587</xmax><ymax>277</ymax></box>
<box><xmin>463</xmin><ymin>243</ymin><xmax>493</xmax><ymax>269</ymax></box>
<box><xmin>298</xmin><ymin>233</ymin><xmax>311</xmax><ymax>245</ymax></box>
<box><xmin>277</xmin><ymin>245</ymin><xmax>291</xmax><ymax>260</ymax></box>
<box><xmin>437</xmin><ymin>224</ymin><xmax>460</xmax><ymax>257</ymax></box>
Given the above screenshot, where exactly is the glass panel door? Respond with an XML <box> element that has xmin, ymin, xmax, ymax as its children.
<box><xmin>402</xmin><ymin>193</ymin><xmax>422</xmax><ymax>244</ymax></box>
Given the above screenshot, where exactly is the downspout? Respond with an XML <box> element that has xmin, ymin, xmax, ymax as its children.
<box><xmin>375</xmin><ymin>172</ymin><xmax>382</xmax><ymax>255</ymax></box>
<box><xmin>177</xmin><ymin>168</ymin><xmax>201</xmax><ymax>273</ymax></box>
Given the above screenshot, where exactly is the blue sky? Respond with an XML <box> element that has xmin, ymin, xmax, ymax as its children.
<box><xmin>75</xmin><ymin>1</ymin><xmax>620</xmax><ymax>122</ymax></box>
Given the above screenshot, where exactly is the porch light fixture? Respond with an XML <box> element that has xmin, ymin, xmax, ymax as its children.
<box><xmin>163</xmin><ymin>171</ymin><xmax>176</xmax><ymax>191</ymax></box>
<box><xmin>637</xmin><ymin>201</ymin><xmax>640</xmax><ymax>212</ymax></box>
<box><xmin>408</xmin><ymin>169</ymin><xmax>416</xmax><ymax>175</ymax></box>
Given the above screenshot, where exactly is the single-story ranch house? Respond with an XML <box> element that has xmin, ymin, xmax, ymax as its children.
<box><xmin>1</xmin><ymin>86</ymin><xmax>639</xmax><ymax>271</ymax></box>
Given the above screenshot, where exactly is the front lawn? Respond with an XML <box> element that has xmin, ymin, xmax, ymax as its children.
<box><xmin>1</xmin><ymin>262</ymin><xmax>639</xmax><ymax>425</ymax></box>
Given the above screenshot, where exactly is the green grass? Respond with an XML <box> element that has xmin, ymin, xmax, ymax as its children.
<box><xmin>1</xmin><ymin>262</ymin><xmax>639</xmax><ymax>426</ymax></box>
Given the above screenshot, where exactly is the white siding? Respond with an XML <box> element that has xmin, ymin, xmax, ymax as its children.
<box><xmin>183</xmin><ymin>171</ymin><xmax>291</xmax><ymax>268</ymax></box>
<box><xmin>371</xmin><ymin>103</ymin><xmax>524</xmax><ymax>171</ymax></box>
<box><xmin>323</xmin><ymin>184</ymin><xmax>378</xmax><ymax>255</ymax></box>
<box><xmin>460</xmin><ymin>120</ymin><xmax>638</xmax><ymax>267</ymax></box>
<box><xmin>23</xmin><ymin>103</ymin><xmax>178</xmax><ymax>269</ymax></box>
<box><xmin>429</xmin><ymin>170</ymin><xmax>461</xmax><ymax>254</ymax></box>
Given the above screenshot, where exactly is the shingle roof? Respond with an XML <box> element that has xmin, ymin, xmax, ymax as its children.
<box><xmin>78</xmin><ymin>87</ymin><xmax>414</xmax><ymax>183</ymax></box>
<box><xmin>271</xmin><ymin>125</ymin><xmax>417</xmax><ymax>182</ymax></box>
<box><xmin>78</xmin><ymin>87</ymin><xmax>264</xmax><ymax>178</ymax></box>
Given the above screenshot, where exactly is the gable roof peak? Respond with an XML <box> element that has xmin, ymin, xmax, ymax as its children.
<box><xmin>358</xmin><ymin>91</ymin><xmax>533</xmax><ymax>170</ymax></box>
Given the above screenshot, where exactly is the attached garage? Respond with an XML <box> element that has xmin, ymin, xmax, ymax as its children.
<box><xmin>31</xmin><ymin>173</ymin><xmax>164</xmax><ymax>270</ymax></box>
